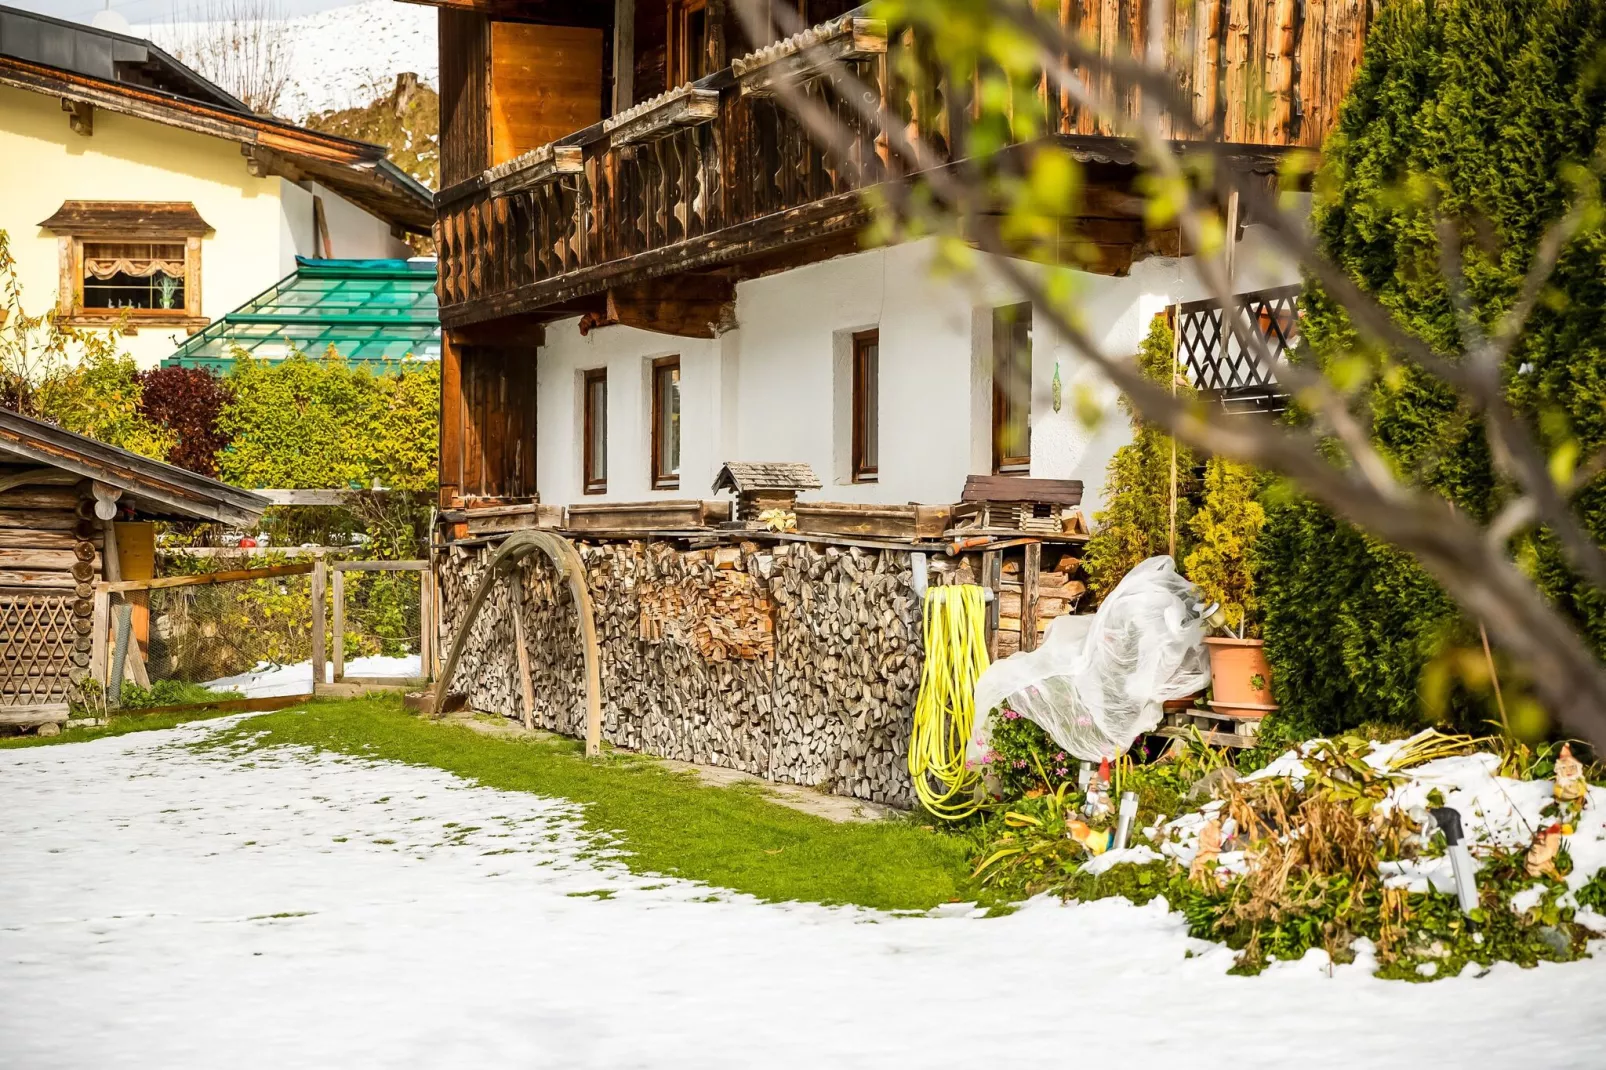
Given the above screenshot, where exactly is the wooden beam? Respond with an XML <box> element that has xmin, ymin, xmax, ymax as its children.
<box><xmin>255</xmin><ymin>489</ymin><xmax>374</xmax><ymax>506</ymax></box>
<box><xmin>605</xmin><ymin>273</ymin><xmax>734</xmax><ymax>338</ymax></box>
<box><xmin>97</xmin><ymin>562</ymin><xmax>313</xmax><ymax>594</ymax></box>
<box><xmin>485</xmin><ymin>143</ymin><xmax>584</xmax><ymax>196</ymax></box>
<box><xmin>603</xmin><ymin>87</ymin><xmax>719</xmax><ymax>146</ymax></box>
<box><xmin>439</xmin><ymin>331</ymin><xmax>465</xmax><ymax>509</ymax></box>
<box><xmin>612</xmin><ymin>0</ymin><xmax>634</xmax><ymax>114</ymax></box>
<box><xmin>733</xmin><ymin>17</ymin><xmax>888</xmax><ymax>96</ymax></box>
<box><xmin>0</xmin><ymin>703</ymin><xmax>70</xmax><ymax>727</ymax></box>
<box><xmin>447</xmin><ymin>314</ymin><xmax>548</xmax><ymax>348</ymax></box>
<box><xmin>61</xmin><ymin>98</ymin><xmax>92</xmax><ymax>136</ymax></box>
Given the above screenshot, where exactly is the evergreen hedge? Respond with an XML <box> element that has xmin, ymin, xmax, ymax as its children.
<box><xmin>1261</xmin><ymin>0</ymin><xmax>1606</xmax><ymax>733</ymax></box>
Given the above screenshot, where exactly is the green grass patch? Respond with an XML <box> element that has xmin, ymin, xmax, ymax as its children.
<box><xmin>0</xmin><ymin>705</ymin><xmax>254</xmax><ymax>750</ymax></box>
<box><xmin>207</xmin><ymin>696</ymin><xmax>984</xmax><ymax>912</ymax></box>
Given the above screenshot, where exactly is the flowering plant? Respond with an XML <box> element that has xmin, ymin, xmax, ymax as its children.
<box><xmin>977</xmin><ymin>701</ymin><xmax>1075</xmax><ymax>800</ymax></box>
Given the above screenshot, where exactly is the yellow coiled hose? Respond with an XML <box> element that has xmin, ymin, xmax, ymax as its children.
<box><xmin>908</xmin><ymin>584</ymin><xmax>991</xmax><ymax>820</ymax></box>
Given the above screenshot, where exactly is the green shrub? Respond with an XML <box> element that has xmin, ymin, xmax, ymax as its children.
<box><xmin>217</xmin><ymin>350</ymin><xmax>438</xmax><ymax>493</ymax></box>
<box><xmin>1084</xmin><ymin>316</ymin><xmax>1198</xmax><ymax>597</ymax></box>
<box><xmin>118</xmin><ymin>679</ymin><xmax>243</xmax><ymax>709</ymax></box>
<box><xmin>1259</xmin><ymin>0</ymin><xmax>1606</xmax><ymax>730</ymax></box>
<box><xmin>1184</xmin><ymin>458</ymin><xmax>1266</xmax><ymax>636</ymax></box>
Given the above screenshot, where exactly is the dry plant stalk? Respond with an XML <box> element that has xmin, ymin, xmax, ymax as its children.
<box><xmin>157</xmin><ymin>0</ymin><xmax>293</xmax><ymax>117</ymax></box>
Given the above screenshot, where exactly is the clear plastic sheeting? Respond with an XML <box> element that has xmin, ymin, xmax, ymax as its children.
<box><xmin>971</xmin><ymin>557</ymin><xmax>1212</xmax><ymax>762</ymax></box>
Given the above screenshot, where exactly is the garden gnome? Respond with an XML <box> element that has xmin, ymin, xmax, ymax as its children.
<box><xmin>1525</xmin><ymin>823</ymin><xmax>1565</xmax><ymax>881</ymax></box>
<box><xmin>1190</xmin><ymin>819</ymin><xmax>1223</xmax><ymax>884</ymax></box>
<box><xmin>1554</xmin><ymin>744</ymin><xmax>1587</xmax><ymax>806</ymax></box>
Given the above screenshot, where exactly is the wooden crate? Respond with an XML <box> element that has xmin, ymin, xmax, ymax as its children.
<box><xmin>791</xmin><ymin>502</ymin><xmax>952</xmax><ymax>540</ymax></box>
<box><xmin>565</xmin><ymin>499</ymin><xmax>731</xmax><ymax>533</ymax></box>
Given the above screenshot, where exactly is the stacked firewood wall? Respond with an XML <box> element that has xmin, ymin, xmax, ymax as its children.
<box><xmin>437</xmin><ymin>538</ymin><xmax>923</xmax><ymax>806</ymax></box>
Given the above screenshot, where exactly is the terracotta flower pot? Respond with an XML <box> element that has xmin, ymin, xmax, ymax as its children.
<box><xmin>1204</xmin><ymin>637</ymin><xmax>1277</xmax><ymax>716</ymax></box>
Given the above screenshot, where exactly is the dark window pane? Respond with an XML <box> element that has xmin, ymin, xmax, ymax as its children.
<box><xmin>852</xmin><ymin>330</ymin><xmax>879</xmax><ymax>481</ymax></box>
<box><xmin>992</xmin><ymin>303</ymin><xmax>1032</xmax><ymax>473</ymax></box>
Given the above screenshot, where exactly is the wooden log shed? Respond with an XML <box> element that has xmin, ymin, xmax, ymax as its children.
<box><xmin>0</xmin><ymin>409</ymin><xmax>267</xmax><ymax>730</ymax></box>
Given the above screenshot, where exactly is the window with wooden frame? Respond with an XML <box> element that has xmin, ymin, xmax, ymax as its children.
<box><xmin>582</xmin><ymin>368</ymin><xmax>608</xmax><ymax>494</ymax></box>
<box><xmin>650</xmin><ymin>356</ymin><xmax>681</xmax><ymax>490</ymax></box>
<box><xmin>668</xmin><ymin>0</ymin><xmax>713</xmax><ymax>86</ymax></box>
<box><xmin>992</xmin><ymin>303</ymin><xmax>1032</xmax><ymax>474</ymax></box>
<box><xmin>37</xmin><ymin>201</ymin><xmax>210</xmax><ymax>332</ymax></box>
<box><xmin>851</xmin><ymin>329</ymin><xmax>879</xmax><ymax>483</ymax></box>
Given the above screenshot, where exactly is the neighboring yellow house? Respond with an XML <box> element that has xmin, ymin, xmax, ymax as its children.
<box><xmin>0</xmin><ymin>5</ymin><xmax>433</xmax><ymax>367</ymax></box>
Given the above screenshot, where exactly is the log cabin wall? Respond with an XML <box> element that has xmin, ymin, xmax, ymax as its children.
<box><xmin>0</xmin><ymin>472</ymin><xmax>104</xmax><ymax>719</ymax></box>
<box><xmin>440</xmin><ymin>337</ymin><xmax>540</xmax><ymax>505</ymax></box>
<box><xmin>438</xmin><ymin>537</ymin><xmax>923</xmax><ymax>806</ymax></box>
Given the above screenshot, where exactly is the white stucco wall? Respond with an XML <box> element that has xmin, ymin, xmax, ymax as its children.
<box><xmin>0</xmin><ymin>84</ymin><xmax>412</xmax><ymax>368</ymax></box>
<box><xmin>534</xmin><ymin>231</ymin><xmax>1299</xmax><ymax>514</ymax></box>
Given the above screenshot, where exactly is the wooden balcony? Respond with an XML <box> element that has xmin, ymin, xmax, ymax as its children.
<box><xmin>435</xmin><ymin>2</ymin><xmax>1374</xmax><ymax>331</ymax></box>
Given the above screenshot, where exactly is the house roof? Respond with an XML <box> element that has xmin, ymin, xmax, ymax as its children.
<box><xmin>0</xmin><ymin>5</ymin><xmax>432</xmax><ymax>233</ymax></box>
<box><xmin>961</xmin><ymin>474</ymin><xmax>1084</xmax><ymax>505</ymax></box>
<box><xmin>39</xmin><ymin>200</ymin><xmax>212</xmax><ymax>239</ymax></box>
<box><xmin>711</xmin><ymin>462</ymin><xmax>822</xmax><ymax>495</ymax></box>
<box><xmin>0</xmin><ymin>5</ymin><xmax>246</xmax><ymax>111</ymax></box>
<box><xmin>0</xmin><ymin>407</ymin><xmax>268</xmax><ymax>526</ymax></box>
<box><xmin>162</xmin><ymin>257</ymin><xmax>441</xmax><ymax>370</ymax></box>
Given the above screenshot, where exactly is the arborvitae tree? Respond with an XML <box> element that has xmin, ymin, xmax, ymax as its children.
<box><xmin>1260</xmin><ymin>0</ymin><xmax>1606</xmax><ymax>732</ymax></box>
<box><xmin>1084</xmin><ymin>316</ymin><xmax>1197</xmax><ymax>598</ymax></box>
<box><xmin>1185</xmin><ymin>458</ymin><xmax>1265</xmax><ymax>637</ymax></box>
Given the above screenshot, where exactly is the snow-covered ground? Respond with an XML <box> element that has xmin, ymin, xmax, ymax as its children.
<box><xmin>3</xmin><ymin>722</ymin><xmax>1604</xmax><ymax>1068</ymax></box>
<box><xmin>203</xmin><ymin>654</ymin><xmax>421</xmax><ymax>697</ymax></box>
<box><xmin>141</xmin><ymin>0</ymin><xmax>437</xmax><ymax>121</ymax></box>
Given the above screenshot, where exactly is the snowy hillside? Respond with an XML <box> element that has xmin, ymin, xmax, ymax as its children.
<box><xmin>141</xmin><ymin>0</ymin><xmax>437</xmax><ymax>122</ymax></box>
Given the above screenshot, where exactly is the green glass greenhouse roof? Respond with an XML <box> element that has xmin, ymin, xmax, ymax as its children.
<box><xmin>162</xmin><ymin>258</ymin><xmax>440</xmax><ymax>371</ymax></box>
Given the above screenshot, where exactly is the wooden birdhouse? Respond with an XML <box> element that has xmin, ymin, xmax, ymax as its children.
<box><xmin>711</xmin><ymin>462</ymin><xmax>822</xmax><ymax>524</ymax></box>
<box><xmin>957</xmin><ymin>475</ymin><xmax>1087</xmax><ymax>536</ymax></box>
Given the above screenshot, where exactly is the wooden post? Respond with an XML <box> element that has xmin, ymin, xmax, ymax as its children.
<box><xmin>982</xmin><ymin>550</ymin><xmax>1002</xmax><ymax>662</ymax></box>
<box><xmin>1169</xmin><ymin>308</ymin><xmax>1180</xmax><ymax>559</ymax></box>
<box><xmin>90</xmin><ymin>587</ymin><xmax>110</xmax><ymax>689</ymax></box>
<box><xmin>509</xmin><ymin>573</ymin><xmax>537</xmax><ymax>730</ymax></box>
<box><xmin>612</xmin><ymin>0</ymin><xmax>635</xmax><ymax>114</ymax></box>
<box><xmin>1021</xmin><ymin>541</ymin><xmax>1041</xmax><ymax>653</ymax></box>
<box><xmin>419</xmin><ymin>566</ymin><xmax>435</xmax><ymax>682</ymax></box>
<box><xmin>331</xmin><ymin>567</ymin><xmax>345</xmax><ymax>683</ymax></box>
<box><xmin>310</xmin><ymin>554</ymin><xmax>327</xmax><ymax>687</ymax></box>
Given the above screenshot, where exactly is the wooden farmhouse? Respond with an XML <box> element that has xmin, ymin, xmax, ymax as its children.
<box><xmin>0</xmin><ymin>5</ymin><xmax>432</xmax><ymax>369</ymax></box>
<box><xmin>0</xmin><ymin>409</ymin><xmax>267</xmax><ymax>731</ymax></box>
<box><xmin>413</xmin><ymin>0</ymin><xmax>1370</xmax><ymax>804</ymax></box>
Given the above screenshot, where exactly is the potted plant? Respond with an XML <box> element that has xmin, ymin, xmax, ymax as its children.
<box><xmin>1185</xmin><ymin>457</ymin><xmax>1276</xmax><ymax>716</ymax></box>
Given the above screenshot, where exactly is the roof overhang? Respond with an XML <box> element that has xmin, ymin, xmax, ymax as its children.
<box><xmin>0</xmin><ymin>408</ymin><xmax>268</xmax><ymax>527</ymax></box>
<box><xmin>0</xmin><ymin>54</ymin><xmax>433</xmax><ymax>232</ymax></box>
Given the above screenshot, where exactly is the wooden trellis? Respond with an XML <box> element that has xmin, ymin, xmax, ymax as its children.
<box><xmin>0</xmin><ymin>595</ymin><xmax>85</xmax><ymax>721</ymax></box>
<box><xmin>1174</xmin><ymin>284</ymin><xmax>1303</xmax><ymax>412</ymax></box>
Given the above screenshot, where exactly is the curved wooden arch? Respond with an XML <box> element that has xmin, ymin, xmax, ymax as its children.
<box><xmin>432</xmin><ymin>530</ymin><xmax>603</xmax><ymax>757</ymax></box>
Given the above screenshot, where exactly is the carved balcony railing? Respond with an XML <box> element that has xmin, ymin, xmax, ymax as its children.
<box><xmin>435</xmin><ymin>2</ymin><xmax>1374</xmax><ymax>327</ymax></box>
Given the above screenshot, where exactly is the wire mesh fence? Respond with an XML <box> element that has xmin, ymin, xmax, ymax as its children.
<box><xmin>113</xmin><ymin>565</ymin><xmax>316</xmax><ymax>708</ymax></box>
<box><xmin>95</xmin><ymin>557</ymin><xmax>432</xmax><ymax>711</ymax></box>
<box><xmin>333</xmin><ymin>565</ymin><xmax>428</xmax><ymax>682</ymax></box>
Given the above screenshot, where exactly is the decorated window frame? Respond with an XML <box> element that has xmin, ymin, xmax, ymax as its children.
<box><xmin>38</xmin><ymin>201</ymin><xmax>211</xmax><ymax>333</ymax></box>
